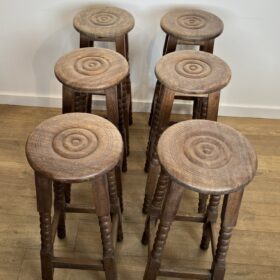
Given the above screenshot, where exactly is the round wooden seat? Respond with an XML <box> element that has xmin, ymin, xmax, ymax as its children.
<box><xmin>54</xmin><ymin>47</ymin><xmax>129</xmax><ymax>92</ymax></box>
<box><xmin>155</xmin><ymin>50</ymin><xmax>231</xmax><ymax>95</ymax></box>
<box><xmin>158</xmin><ymin>120</ymin><xmax>257</xmax><ymax>194</ymax></box>
<box><xmin>74</xmin><ymin>6</ymin><xmax>135</xmax><ymax>39</ymax></box>
<box><xmin>26</xmin><ymin>113</ymin><xmax>123</xmax><ymax>183</ymax></box>
<box><xmin>160</xmin><ymin>9</ymin><xmax>223</xmax><ymax>42</ymax></box>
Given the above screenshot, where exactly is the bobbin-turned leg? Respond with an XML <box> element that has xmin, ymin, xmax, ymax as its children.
<box><xmin>117</xmin><ymin>84</ymin><xmax>128</xmax><ymax>171</ymax></box>
<box><xmin>116</xmin><ymin>34</ymin><xmax>132</xmax><ymax>127</ymax></box>
<box><xmin>143</xmin><ymin>88</ymin><xmax>175</xmax><ymax>213</ymax></box>
<box><xmin>92</xmin><ymin>175</ymin><xmax>117</xmax><ymax>280</ymax></box>
<box><xmin>121</xmin><ymin>78</ymin><xmax>130</xmax><ymax>155</ymax></box>
<box><xmin>53</xmin><ymin>181</ymin><xmax>66</xmax><ymax>239</ymax></box>
<box><xmin>200</xmin><ymin>195</ymin><xmax>221</xmax><ymax>250</ymax></box>
<box><xmin>115</xmin><ymin>164</ymin><xmax>123</xmax><ymax>212</ymax></box>
<box><xmin>142</xmin><ymin>170</ymin><xmax>171</xmax><ymax>245</ymax></box>
<box><xmin>125</xmin><ymin>33</ymin><xmax>133</xmax><ymax>125</ymax></box>
<box><xmin>148</xmin><ymin>34</ymin><xmax>177</xmax><ymax>126</ymax></box>
<box><xmin>211</xmin><ymin>190</ymin><xmax>244</xmax><ymax>280</ymax></box>
<box><xmin>106</xmin><ymin>86</ymin><xmax>127</xmax><ymax>172</ymax></box>
<box><xmin>143</xmin><ymin>182</ymin><xmax>184</xmax><ymax>280</ymax></box>
<box><xmin>107</xmin><ymin>169</ymin><xmax>123</xmax><ymax>241</ymax></box>
<box><xmin>145</xmin><ymin>87</ymin><xmax>175</xmax><ymax>173</ymax></box>
<box><xmin>35</xmin><ymin>172</ymin><xmax>54</xmax><ymax>280</ymax></box>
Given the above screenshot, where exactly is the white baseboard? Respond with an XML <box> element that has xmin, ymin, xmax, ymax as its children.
<box><xmin>0</xmin><ymin>92</ymin><xmax>279</xmax><ymax>119</ymax></box>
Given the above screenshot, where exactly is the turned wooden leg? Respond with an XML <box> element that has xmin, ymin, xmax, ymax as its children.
<box><xmin>145</xmin><ymin>87</ymin><xmax>175</xmax><ymax>173</ymax></box>
<box><xmin>53</xmin><ymin>181</ymin><xmax>66</xmax><ymax>239</ymax></box>
<box><xmin>200</xmin><ymin>195</ymin><xmax>221</xmax><ymax>250</ymax></box>
<box><xmin>148</xmin><ymin>80</ymin><xmax>161</xmax><ymax>127</ymax></box>
<box><xmin>148</xmin><ymin>34</ymin><xmax>177</xmax><ymax>126</ymax></box>
<box><xmin>142</xmin><ymin>170</ymin><xmax>170</xmax><ymax>245</ymax></box>
<box><xmin>143</xmin><ymin>181</ymin><xmax>184</xmax><ymax>280</ymax></box>
<box><xmin>107</xmin><ymin>169</ymin><xmax>123</xmax><ymax>242</ymax></box>
<box><xmin>115</xmin><ymin>164</ymin><xmax>123</xmax><ymax>212</ymax></box>
<box><xmin>106</xmin><ymin>86</ymin><xmax>127</xmax><ymax>172</ymax></box>
<box><xmin>92</xmin><ymin>175</ymin><xmax>117</xmax><ymax>280</ymax></box>
<box><xmin>121</xmin><ymin>79</ymin><xmax>130</xmax><ymax>156</ymax></box>
<box><xmin>143</xmin><ymin>88</ymin><xmax>175</xmax><ymax>212</ymax></box>
<box><xmin>145</xmin><ymin>85</ymin><xmax>163</xmax><ymax>173</ymax></box>
<box><xmin>35</xmin><ymin>172</ymin><xmax>54</xmax><ymax>280</ymax></box>
<box><xmin>211</xmin><ymin>190</ymin><xmax>244</xmax><ymax>280</ymax></box>
<box><xmin>142</xmin><ymin>158</ymin><xmax>161</xmax><ymax>214</ymax></box>
<box><xmin>116</xmin><ymin>34</ymin><xmax>133</xmax><ymax>127</ymax></box>
<box><xmin>117</xmin><ymin>84</ymin><xmax>128</xmax><ymax>172</ymax></box>
<box><xmin>124</xmin><ymin>34</ymin><xmax>133</xmax><ymax>125</ymax></box>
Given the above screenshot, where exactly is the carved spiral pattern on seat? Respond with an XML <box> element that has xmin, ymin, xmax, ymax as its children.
<box><xmin>183</xmin><ymin>135</ymin><xmax>232</xmax><ymax>169</ymax></box>
<box><xmin>175</xmin><ymin>59</ymin><xmax>211</xmax><ymax>79</ymax></box>
<box><xmin>53</xmin><ymin>128</ymin><xmax>98</xmax><ymax>159</ymax></box>
<box><xmin>177</xmin><ymin>15</ymin><xmax>206</xmax><ymax>29</ymax></box>
<box><xmin>90</xmin><ymin>12</ymin><xmax>119</xmax><ymax>26</ymax></box>
<box><xmin>75</xmin><ymin>56</ymin><xmax>110</xmax><ymax>76</ymax></box>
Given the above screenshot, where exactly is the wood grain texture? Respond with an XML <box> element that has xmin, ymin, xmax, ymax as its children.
<box><xmin>26</xmin><ymin>113</ymin><xmax>123</xmax><ymax>183</ymax></box>
<box><xmin>158</xmin><ymin>120</ymin><xmax>257</xmax><ymax>194</ymax></box>
<box><xmin>55</xmin><ymin>47</ymin><xmax>129</xmax><ymax>92</ymax></box>
<box><xmin>160</xmin><ymin>9</ymin><xmax>223</xmax><ymax>42</ymax></box>
<box><xmin>155</xmin><ymin>50</ymin><xmax>231</xmax><ymax>95</ymax></box>
<box><xmin>74</xmin><ymin>6</ymin><xmax>134</xmax><ymax>39</ymax></box>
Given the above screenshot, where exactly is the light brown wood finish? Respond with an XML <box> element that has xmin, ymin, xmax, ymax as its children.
<box><xmin>55</xmin><ymin>48</ymin><xmax>128</xmax><ymax>92</ymax></box>
<box><xmin>26</xmin><ymin>113</ymin><xmax>123</xmax><ymax>183</ymax></box>
<box><xmin>73</xmin><ymin>6</ymin><xmax>134</xmax><ymax>125</ymax></box>
<box><xmin>1</xmin><ymin>105</ymin><xmax>280</xmax><ymax>279</ymax></box>
<box><xmin>25</xmin><ymin>113</ymin><xmax>124</xmax><ymax>279</ymax></box>
<box><xmin>160</xmin><ymin>9</ymin><xmax>223</xmax><ymax>43</ymax></box>
<box><xmin>73</xmin><ymin>6</ymin><xmax>134</xmax><ymax>40</ymax></box>
<box><xmin>158</xmin><ymin>120</ymin><xmax>257</xmax><ymax>194</ymax></box>
<box><xmin>155</xmin><ymin>50</ymin><xmax>231</xmax><ymax>96</ymax></box>
<box><xmin>143</xmin><ymin>120</ymin><xmax>257</xmax><ymax>279</ymax></box>
<box><xmin>143</xmin><ymin>50</ymin><xmax>231</xmax><ymax>212</ymax></box>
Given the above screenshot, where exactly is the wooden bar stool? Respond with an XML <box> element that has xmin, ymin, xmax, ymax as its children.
<box><xmin>73</xmin><ymin>6</ymin><xmax>135</xmax><ymax>125</ymax></box>
<box><xmin>25</xmin><ymin>113</ymin><xmax>124</xmax><ymax>280</ymax></box>
<box><xmin>149</xmin><ymin>8</ymin><xmax>224</xmax><ymax>125</ymax></box>
<box><xmin>143</xmin><ymin>50</ymin><xmax>231</xmax><ymax>214</ymax></box>
<box><xmin>142</xmin><ymin>120</ymin><xmax>257</xmax><ymax>280</ymax></box>
<box><xmin>54</xmin><ymin>47</ymin><xmax>129</xmax><ymax>172</ymax></box>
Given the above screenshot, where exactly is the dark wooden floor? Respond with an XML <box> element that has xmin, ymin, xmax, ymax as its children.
<box><xmin>0</xmin><ymin>104</ymin><xmax>279</xmax><ymax>279</ymax></box>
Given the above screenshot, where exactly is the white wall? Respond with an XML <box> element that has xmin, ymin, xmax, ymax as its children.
<box><xmin>1</xmin><ymin>0</ymin><xmax>280</xmax><ymax>118</ymax></box>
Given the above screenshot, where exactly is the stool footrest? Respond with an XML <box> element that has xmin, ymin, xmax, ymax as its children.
<box><xmin>52</xmin><ymin>256</ymin><xmax>103</xmax><ymax>271</ymax></box>
<box><xmin>158</xmin><ymin>268</ymin><xmax>211</xmax><ymax>279</ymax></box>
<box><xmin>175</xmin><ymin>214</ymin><xmax>206</xmax><ymax>223</ymax></box>
<box><xmin>66</xmin><ymin>204</ymin><xmax>96</xmax><ymax>214</ymax></box>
